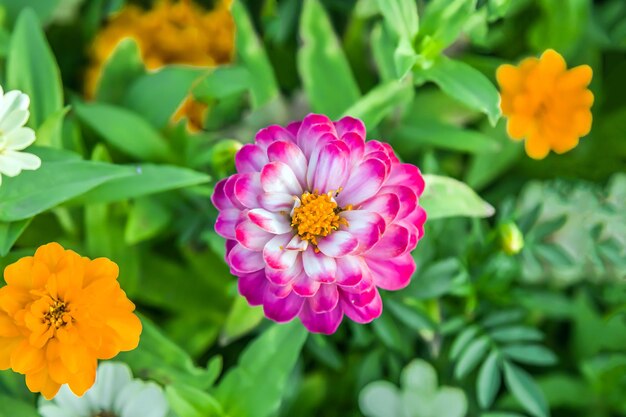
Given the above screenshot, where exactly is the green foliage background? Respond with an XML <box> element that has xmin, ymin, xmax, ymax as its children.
<box><xmin>0</xmin><ymin>0</ymin><xmax>625</xmax><ymax>416</ymax></box>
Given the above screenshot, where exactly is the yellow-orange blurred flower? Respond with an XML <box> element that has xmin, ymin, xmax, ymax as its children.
<box><xmin>496</xmin><ymin>49</ymin><xmax>594</xmax><ymax>159</ymax></box>
<box><xmin>0</xmin><ymin>243</ymin><xmax>141</xmax><ymax>399</ymax></box>
<box><xmin>172</xmin><ymin>94</ymin><xmax>209</xmax><ymax>133</ymax></box>
<box><xmin>85</xmin><ymin>0</ymin><xmax>234</xmax><ymax>131</ymax></box>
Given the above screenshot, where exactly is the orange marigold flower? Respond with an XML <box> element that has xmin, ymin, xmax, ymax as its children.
<box><xmin>496</xmin><ymin>49</ymin><xmax>594</xmax><ymax>160</ymax></box>
<box><xmin>0</xmin><ymin>243</ymin><xmax>142</xmax><ymax>399</ymax></box>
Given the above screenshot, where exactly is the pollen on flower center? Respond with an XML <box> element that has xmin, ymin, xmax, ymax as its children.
<box><xmin>43</xmin><ymin>299</ymin><xmax>70</xmax><ymax>329</ymax></box>
<box><xmin>291</xmin><ymin>191</ymin><xmax>351</xmax><ymax>245</ymax></box>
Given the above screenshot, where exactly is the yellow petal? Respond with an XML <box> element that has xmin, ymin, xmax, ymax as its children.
<box><xmin>0</xmin><ymin>337</ymin><xmax>21</xmax><ymax>370</ymax></box>
<box><xmin>506</xmin><ymin>116</ymin><xmax>532</xmax><ymax>140</ymax></box>
<box><xmin>539</xmin><ymin>49</ymin><xmax>567</xmax><ymax>76</ymax></box>
<box><xmin>524</xmin><ymin>134</ymin><xmax>551</xmax><ymax>160</ymax></box>
<box><xmin>25</xmin><ymin>368</ymin><xmax>61</xmax><ymax>400</ymax></box>
<box><xmin>496</xmin><ymin>64</ymin><xmax>522</xmax><ymax>92</ymax></box>
<box><xmin>33</xmin><ymin>243</ymin><xmax>66</xmax><ymax>272</ymax></box>
<box><xmin>558</xmin><ymin>65</ymin><xmax>592</xmax><ymax>90</ymax></box>
<box><xmin>10</xmin><ymin>340</ymin><xmax>45</xmax><ymax>374</ymax></box>
<box><xmin>573</xmin><ymin>110</ymin><xmax>593</xmax><ymax>136</ymax></box>
<box><xmin>3</xmin><ymin>257</ymin><xmax>34</xmax><ymax>289</ymax></box>
<box><xmin>67</xmin><ymin>362</ymin><xmax>97</xmax><ymax>397</ymax></box>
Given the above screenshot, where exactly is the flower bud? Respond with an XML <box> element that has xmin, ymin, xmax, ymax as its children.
<box><xmin>499</xmin><ymin>222</ymin><xmax>524</xmax><ymax>255</ymax></box>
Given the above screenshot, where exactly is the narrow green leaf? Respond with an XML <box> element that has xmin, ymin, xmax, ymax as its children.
<box><xmin>421</xmin><ymin>174</ymin><xmax>495</xmax><ymax>219</ymax></box>
<box><xmin>124</xmin><ymin>197</ymin><xmax>171</xmax><ymax>245</ymax></box>
<box><xmin>501</xmin><ymin>345</ymin><xmax>558</xmax><ymax>366</ymax></box>
<box><xmin>371</xmin><ymin>23</ymin><xmax>397</xmax><ymax>82</ymax></box>
<box><xmin>477</xmin><ymin>350</ymin><xmax>501</xmax><ymax>408</ymax></box>
<box><xmin>95</xmin><ymin>38</ymin><xmax>146</xmax><ymax>104</ymax></box>
<box><xmin>220</xmin><ymin>296</ymin><xmax>265</xmax><ymax>345</ymax></box>
<box><xmin>215</xmin><ymin>322</ymin><xmax>308</xmax><ymax>417</ymax></box>
<box><xmin>489</xmin><ymin>326</ymin><xmax>544</xmax><ymax>343</ymax></box>
<box><xmin>417</xmin><ymin>0</ymin><xmax>476</xmax><ymax>55</ymax></box>
<box><xmin>376</xmin><ymin>0</ymin><xmax>419</xmax><ymax>41</ymax></box>
<box><xmin>394</xmin><ymin>120</ymin><xmax>501</xmax><ymax>155</ymax></box>
<box><xmin>232</xmin><ymin>1</ymin><xmax>279</xmax><ymax>107</ymax></box>
<box><xmin>298</xmin><ymin>0</ymin><xmax>361</xmax><ymax>118</ymax></box>
<box><xmin>35</xmin><ymin>106</ymin><xmax>70</xmax><ymax>148</ymax></box>
<box><xmin>72</xmin><ymin>164</ymin><xmax>210</xmax><ymax>204</ymax></box>
<box><xmin>166</xmin><ymin>384</ymin><xmax>226</xmax><ymax>417</ymax></box>
<box><xmin>0</xmin><ymin>219</ymin><xmax>31</xmax><ymax>256</ymax></box>
<box><xmin>405</xmin><ymin>258</ymin><xmax>465</xmax><ymax>299</ymax></box>
<box><xmin>503</xmin><ymin>361</ymin><xmax>550</xmax><ymax>417</ymax></box>
<box><xmin>417</xmin><ymin>57</ymin><xmax>501</xmax><ymax>125</ymax></box>
<box><xmin>450</xmin><ymin>325</ymin><xmax>480</xmax><ymax>360</ymax></box>
<box><xmin>455</xmin><ymin>335</ymin><xmax>491</xmax><ymax>379</ymax></box>
<box><xmin>7</xmin><ymin>8</ymin><xmax>63</xmax><ymax>136</ymax></box>
<box><xmin>343</xmin><ymin>81</ymin><xmax>411</xmax><ymax>131</ymax></box>
<box><xmin>124</xmin><ymin>66</ymin><xmax>205</xmax><ymax>129</ymax></box>
<box><xmin>74</xmin><ymin>102</ymin><xmax>172</xmax><ymax>161</ymax></box>
<box><xmin>482</xmin><ymin>310</ymin><xmax>525</xmax><ymax>328</ymax></box>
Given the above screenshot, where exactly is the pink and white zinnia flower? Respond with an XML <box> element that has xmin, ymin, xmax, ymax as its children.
<box><xmin>212</xmin><ymin>114</ymin><xmax>426</xmax><ymax>334</ymax></box>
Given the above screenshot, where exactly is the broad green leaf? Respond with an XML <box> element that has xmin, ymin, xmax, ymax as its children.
<box><xmin>193</xmin><ymin>66</ymin><xmax>251</xmax><ymax>100</ymax></box>
<box><xmin>0</xmin><ymin>219</ymin><xmax>31</xmax><ymax>256</ymax></box>
<box><xmin>421</xmin><ymin>175</ymin><xmax>495</xmax><ymax>219</ymax></box>
<box><xmin>416</xmin><ymin>57</ymin><xmax>501</xmax><ymax>125</ymax></box>
<box><xmin>401</xmin><ymin>359</ymin><xmax>438</xmax><ymax>394</ymax></box>
<box><xmin>0</xmin><ymin>156</ymin><xmax>132</xmax><ymax>222</ymax></box>
<box><xmin>394</xmin><ymin>120</ymin><xmax>501</xmax><ymax>155</ymax></box>
<box><xmin>124</xmin><ymin>66</ymin><xmax>205</xmax><ymax>129</ymax></box>
<box><xmin>455</xmin><ymin>336</ymin><xmax>491</xmax><ymax>379</ymax></box>
<box><xmin>215</xmin><ymin>322</ymin><xmax>308</xmax><ymax>417</ymax></box>
<box><xmin>298</xmin><ymin>0</ymin><xmax>361</xmax><ymax>118</ymax></box>
<box><xmin>306</xmin><ymin>334</ymin><xmax>344</xmax><ymax>370</ymax></box>
<box><xmin>1</xmin><ymin>0</ymin><xmax>60</xmax><ymax>26</ymax></box>
<box><xmin>503</xmin><ymin>361</ymin><xmax>550</xmax><ymax>417</ymax></box>
<box><xmin>417</xmin><ymin>0</ymin><xmax>476</xmax><ymax>57</ymax></box>
<box><xmin>220</xmin><ymin>296</ymin><xmax>265</xmax><ymax>345</ymax></box>
<box><xmin>95</xmin><ymin>38</ymin><xmax>146</xmax><ymax>104</ymax></box>
<box><xmin>232</xmin><ymin>1</ymin><xmax>279</xmax><ymax>107</ymax></box>
<box><xmin>502</xmin><ymin>345</ymin><xmax>558</xmax><ymax>366</ymax></box>
<box><xmin>371</xmin><ymin>23</ymin><xmax>397</xmax><ymax>82</ymax></box>
<box><xmin>7</xmin><ymin>9</ymin><xmax>63</xmax><ymax>138</ymax></box>
<box><xmin>450</xmin><ymin>325</ymin><xmax>480</xmax><ymax>360</ymax></box>
<box><xmin>359</xmin><ymin>381</ymin><xmax>402</xmax><ymax>417</ymax></box>
<box><xmin>477</xmin><ymin>350</ymin><xmax>501</xmax><ymax>409</ymax></box>
<box><xmin>481</xmin><ymin>413</ymin><xmax>526</xmax><ymax>417</ymax></box>
<box><xmin>394</xmin><ymin>36</ymin><xmax>418</xmax><ymax>79</ymax></box>
<box><xmin>0</xmin><ymin>395</ymin><xmax>39</xmax><ymax>417</ymax></box>
<box><xmin>35</xmin><ymin>106</ymin><xmax>69</xmax><ymax>148</ymax></box>
<box><xmin>124</xmin><ymin>197</ymin><xmax>171</xmax><ymax>245</ymax></box>
<box><xmin>376</xmin><ymin>0</ymin><xmax>419</xmax><ymax>41</ymax></box>
<box><xmin>72</xmin><ymin>164</ymin><xmax>210</xmax><ymax>204</ymax></box>
<box><xmin>75</xmin><ymin>102</ymin><xmax>172</xmax><ymax>162</ymax></box>
<box><xmin>117</xmin><ymin>316</ymin><xmax>221</xmax><ymax>389</ymax></box>
<box><xmin>529</xmin><ymin>0</ymin><xmax>589</xmax><ymax>55</ymax></box>
<box><xmin>166</xmin><ymin>384</ymin><xmax>226</xmax><ymax>417</ymax></box>
<box><xmin>343</xmin><ymin>81</ymin><xmax>411</xmax><ymax>131</ymax></box>
<box><xmin>489</xmin><ymin>326</ymin><xmax>544</xmax><ymax>343</ymax></box>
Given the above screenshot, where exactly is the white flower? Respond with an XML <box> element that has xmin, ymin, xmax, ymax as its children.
<box><xmin>38</xmin><ymin>362</ymin><xmax>169</xmax><ymax>417</ymax></box>
<box><xmin>0</xmin><ymin>86</ymin><xmax>41</xmax><ymax>186</ymax></box>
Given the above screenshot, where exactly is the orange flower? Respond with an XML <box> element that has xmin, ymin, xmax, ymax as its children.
<box><xmin>496</xmin><ymin>49</ymin><xmax>594</xmax><ymax>159</ymax></box>
<box><xmin>172</xmin><ymin>94</ymin><xmax>209</xmax><ymax>133</ymax></box>
<box><xmin>0</xmin><ymin>243</ymin><xmax>141</xmax><ymax>399</ymax></box>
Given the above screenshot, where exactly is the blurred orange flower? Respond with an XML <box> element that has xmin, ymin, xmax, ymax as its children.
<box><xmin>0</xmin><ymin>243</ymin><xmax>141</xmax><ymax>399</ymax></box>
<box><xmin>497</xmin><ymin>49</ymin><xmax>594</xmax><ymax>159</ymax></box>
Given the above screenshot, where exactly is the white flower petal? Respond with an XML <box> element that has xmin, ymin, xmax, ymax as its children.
<box><xmin>0</xmin><ymin>153</ymin><xmax>23</xmax><ymax>176</ymax></box>
<box><xmin>5</xmin><ymin>127</ymin><xmax>36</xmax><ymax>150</ymax></box>
<box><xmin>0</xmin><ymin>90</ymin><xmax>29</xmax><ymax>122</ymax></box>
<box><xmin>48</xmin><ymin>385</ymin><xmax>93</xmax><ymax>416</ymax></box>
<box><xmin>4</xmin><ymin>150</ymin><xmax>42</xmax><ymax>170</ymax></box>
<box><xmin>120</xmin><ymin>383</ymin><xmax>168</xmax><ymax>417</ymax></box>
<box><xmin>38</xmin><ymin>404</ymin><xmax>82</xmax><ymax>417</ymax></box>
<box><xmin>0</xmin><ymin>109</ymin><xmax>29</xmax><ymax>133</ymax></box>
<box><xmin>89</xmin><ymin>362</ymin><xmax>134</xmax><ymax>412</ymax></box>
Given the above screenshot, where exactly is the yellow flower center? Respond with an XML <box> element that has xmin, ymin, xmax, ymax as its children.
<box><xmin>291</xmin><ymin>191</ymin><xmax>351</xmax><ymax>246</ymax></box>
<box><xmin>43</xmin><ymin>299</ymin><xmax>70</xmax><ymax>329</ymax></box>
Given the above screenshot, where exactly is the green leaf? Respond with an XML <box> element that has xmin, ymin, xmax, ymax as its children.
<box><xmin>343</xmin><ymin>81</ymin><xmax>411</xmax><ymax>131</ymax></box>
<box><xmin>416</xmin><ymin>57</ymin><xmax>501</xmax><ymax>125</ymax></box>
<box><xmin>0</xmin><ymin>155</ymin><xmax>132</xmax><ymax>221</ymax></box>
<box><xmin>232</xmin><ymin>1</ymin><xmax>279</xmax><ymax>108</ymax></box>
<box><xmin>371</xmin><ymin>23</ymin><xmax>397</xmax><ymax>82</ymax></box>
<box><xmin>0</xmin><ymin>219</ymin><xmax>31</xmax><ymax>256</ymax></box>
<box><xmin>502</xmin><ymin>345</ymin><xmax>558</xmax><ymax>366</ymax></box>
<box><xmin>7</xmin><ymin>8</ymin><xmax>63</xmax><ymax>137</ymax></box>
<box><xmin>489</xmin><ymin>326</ymin><xmax>544</xmax><ymax>343</ymax></box>
<box><xmin>220</xmin><ymin>296</ymin><xmax>265</xmax><ymax>345</ymax></box>
<box><xmin>451</xmin><ymin>325</ymin><xmax>480</xmax><ymax>360</ymax></box>
<box><xmin>406</xmin><ymin>258</ymin><xmax>465</xmax><ymax>299</ymax></box>
<box><xmin>215</xmin><ymin>322</ymin><xmax>308</xmax><ymax>417</ymax></box>
<box><xmin>35</xmin><ymin>106</ymin><xmax>70</xmax><ymax>148</ymax></box>
<box><xmin>421</xmin><ymin>175</ymin><xmax>495</xmax><ymax>219</ymax></box>
<box><xmin>298</xmin><ymin>0</ymin><xmax>361</xmax><ymax>118</ymax></box>
<box><xmin>417</xmin><ymin>0</ymin><xmax>476</xmax><ymax>56</ymax></box>
<box><xmin>477</xmin><ymin>350</ymin><xmax>501</xmax><ymax>409</ymax></box>
<box><xmin>124</xmin><ymin>66</ymin><xmax>205</xmax><ymax>129</ymax></box>
<box><xmin>455</xmin><ymin>335</ymin><xmax>491</xmax><ymax>379</ymax></box>
<box><xmin>124</xmin><ymin>197</ymin><xmax>171</xmax><ymax>245</ymax></box>
<box><xmin>376</xmin><ymin>0</ymin><xmax>419</xmax><ymax>41</ymax></box>
<box><xmin>1</xmin><ymin>0</ymin><xmax>60</xmax><ymax>26</ymax></box>
<box><xmin>394</xmin><ymin>120</ymin><xmax>501</xmax><ymax>155</ymax></box>
<box><xmin>503</xmin><ymin>361</ymin><xmax>550</xmax><ymax>417</ymax></box>
<box><xmin>193</xmin><ymin>66</ymin><xmax>251</xmax><ymax>100</ymax></box>
<box><xmin>394</xmin><ymin>36</ymin><xmax>418</xmax><ymax>79</ymax></box>
<box><xmin>482</xmin><ymin>310</ymin><xmax>525</xmax><ymax>328</ymax></box>
<box><xmin>117</xmin><ymin>316</ymin><xmax>221</xmax><ymax>389</ymax></box>
<box><xmin>166</xmin><ymin>384</ymin><xmax>226</xmax><ymax>417</ymax></box>
<box><xmin>95</xmin><ymin>38</ymin><xmax>146</xmax><ymax>104</ymax></box>
<box><xmin>74</xmin><ymin>102</ymin><xmax>172</xmax><ymax>162</ymax></box>
<box><xmin>72</xmin><ymin>164</ymin><xmax>210</xmax><ymax>204</ymax></box>
<box><xmin>0</xmin><ymin>394</ymin><xmax>39</xmax><ymax>417</ymax></box>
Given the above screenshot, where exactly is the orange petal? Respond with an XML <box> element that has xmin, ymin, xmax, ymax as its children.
<box><xmin>33</xmin><ymin>243</ymin><xmax>66</xmax><ymax>272</ymax></box>
<box><xmin>10</xmin><ymin>340</ymin><xmax>45</xmax><ymax>374</ymax></box>
<box><xmin>83</xmin><ymin>257</ymin><xmax>120</xmax><ymax>287</ymax></box>
<box><xmin>67</xmin><ymin>362</ymin><xmax>97</xmax><ymax>397</ymax></box>
<box><xmin>107</xmin><ymin>313</ymin><xmax>142</xmax><ymax>352</ymax></box>
<box><xmin>552</xmin><ymin>135</ymin><xmax>580</xmax><ymax>154</ymax></box>
<box><xmin>558</xmin><ymin>65</ymin><xmax>592</xmax><ymax>90</ymax></box>
<box><xmin>3</xmin><ymin>257</ymin><xmax>34</xmax><ymax>289</ymax></box>
<box><xmin>496</xmin><ymin>64</ymin><xmax>522</xmax><ymax>92</ymax></box>
<box><xmin>506</xmin><ymin>116</ymin><xmax>532</xmax><ymax>140</ymax></box>
<box><xmin>25</xmin><ymin>368</ymin><xmax>61</xmax><ymax>399</ymax></box>
<box><xmin>573</xmin><ymin>110</ymin><xmax>593</xmax><ymax>136</ymax></box>
<box><xmin>0</xmin><ymin>337</ymin><xmax>21</xmax><ymax>370</ymax></box>
<box><xmin>539</xmin><ymin>49</ymin><xmax>567</xmax><ymax>76</ymax></box>
<box><xmin>524</xmin><ymin>134</ymin><xmax>551</xmax><ymax>160</ymax></box>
